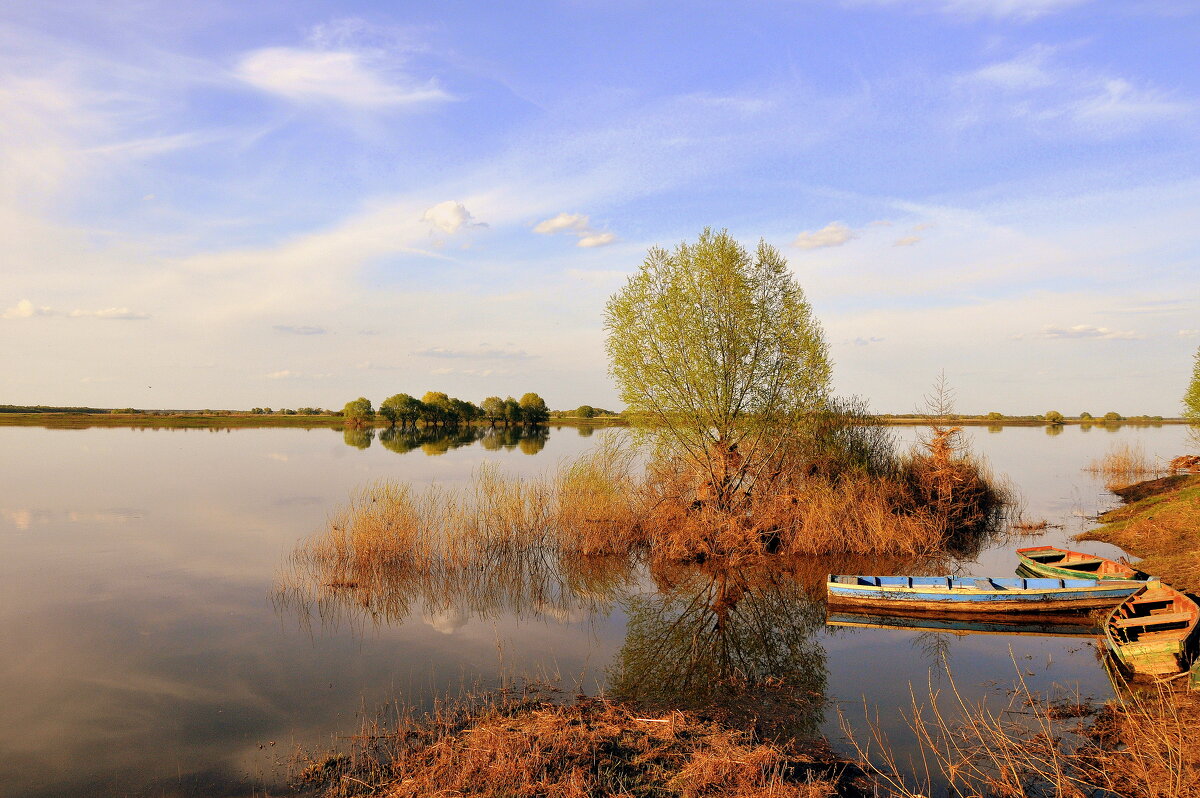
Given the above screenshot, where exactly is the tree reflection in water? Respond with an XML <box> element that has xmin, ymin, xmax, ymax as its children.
<box><xmin>342</xmin><ymin>427</ymin><xmax>375</xmax><ymax>449</ymax></box>
<box><xmin>367</xmin><ymin>426</ymin><xmax>550</xmax><ymax>456</ymax></box>
<box><xmin>608</xmin><ymin>561</ymin><xmax>829</xmax><ymax>740</ymax></box>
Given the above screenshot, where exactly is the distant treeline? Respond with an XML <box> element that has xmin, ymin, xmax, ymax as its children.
<box><xmin>0</xmin><ymin>404</ymin><xmax>110</xmax><ymax>414</ymax></box>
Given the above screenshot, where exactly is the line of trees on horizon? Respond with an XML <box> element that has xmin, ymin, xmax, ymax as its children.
<box><xmin>342</xmin><ymin>392</ymin><xmax>551</xmax><ymax>429</ymax></box>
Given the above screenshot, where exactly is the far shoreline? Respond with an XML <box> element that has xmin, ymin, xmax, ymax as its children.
<box><xmin>0</xmin><ymin>411</ymin><xmax>1190</xmax><ymax>431</ymax></box>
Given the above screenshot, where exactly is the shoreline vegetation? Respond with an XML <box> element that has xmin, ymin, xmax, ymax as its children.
<box><xmin>0</xmin><ymin>408</ymin><xmax>1190</xmax><ymax>431</ymax></box>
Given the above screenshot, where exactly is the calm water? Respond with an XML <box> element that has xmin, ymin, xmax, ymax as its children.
<box><xmin>0</xmin><ymin>423</ymin><xmax>1190</xmax><ymax>796</ymax></box>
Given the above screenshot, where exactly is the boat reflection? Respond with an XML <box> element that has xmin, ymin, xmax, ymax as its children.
<box><xmin>826</xmin><ymin>610</ymin><xmax>1101</xmax><ymax>638</ymax></box>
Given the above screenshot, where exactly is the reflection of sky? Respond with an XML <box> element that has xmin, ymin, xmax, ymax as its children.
<box><xmin>0</xmin><ymin>424</ymin><xmax>1191</xmax><ymax>796</ymax></box>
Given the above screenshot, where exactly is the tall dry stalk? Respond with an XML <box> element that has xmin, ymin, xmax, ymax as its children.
<box><xmin>1085</xmin><ymin>442</ymin><xmax>1163</xmax><ymax>490</ymax></box>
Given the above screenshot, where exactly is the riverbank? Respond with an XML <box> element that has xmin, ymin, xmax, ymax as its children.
<box><xmin>1077</xmin><ymin>472</ymin><xmax>1200</xmax><ymax>592</ymax></box>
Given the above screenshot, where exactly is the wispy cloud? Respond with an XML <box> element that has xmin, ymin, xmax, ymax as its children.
<box><xmin>274</xmin><ymin>325</ymin><xmax>326</xmax><ymax>335</ymax></box>
<box><xmin>848</xmin><ymin>0</ymin><xmax>1091</xmax><ymax>20</ymax></box>
<box><xmin>533</xmin><ymin>212</ymin><xmax>617</xmax><ymax>248</ymax></box>
<box><xmin>1180</xmin><ymin>329</ymin><xmax>1200</xmax><ymax>338</ymax></box>
<box><xmin>958</xmin><ymin>46</ymin><xmax>1190</xmax><ymax>133</ymax></box>
<box><xmin>2</xmin><ymin>299</ymin><xmax>149</xmax><ymax>320</ymax></box>
<box><xmin>414</xmin><ymin>346</ymin><xmax>535</xmax><ymax>360</ymax></box>
<box><xmin>893</xmin><ymin>235</ymin><xmax>922</xmax><ymax>247</ymax></box>
<box><xmin>1037</xmin><ymin>324</ymin><xmax>1142</xmax><ymax>340</ymax></box>
<box><xmin>235</xmin><ymin>47</ymin><xmax>450</xmax><ymax>109</ymax></box>
<box><xmin>792</xmin><ymin>222</ymin><xmax>855</xmax><ymax>250</ymax></box>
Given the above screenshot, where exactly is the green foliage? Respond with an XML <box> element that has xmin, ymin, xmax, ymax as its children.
<box><xmin>481</xmin><ymin>396</ymin><xmax>504</xmax><ymax>423</ymax></box>
<box><xmin>576</xmin><ymin>405</ymin><xmax>596</xmax><ymax>418</ymax></box>
<box><xmin>986</xmin><ymin>411</ymin><xmax>1004</xmax><ymax>420</ymax></box>
<box><xmin>1044</xmin><ymin>410</ymin><xmax>1064</xmax><ymax>424</ymax></box>
<box><xmin>381</xmin><ymin>393</ymin><xmax>424</xmax><ymax>427</ymax></box>
<box><xmin>1103</xmin><ymin>411</ymin><xmax>1123</xmax><ymax>423</ymax></box>
<box><xmin>503</xmin><ymin>397</ymin><xmax>521</xmax><ymax>425</ymax></box>
<box><xmin>519</xmin><ymin>392</ymin><xmax>549</xmax><ymax>425</ymax></box>
<box><xmin>1185</xmin><ymin>345</ymin><xmax>1200</xmax><ymax>421</ymax></box>
<box><xmin>343</xmin><ymin>397</ymin><xmax>375</xmax><ymax>427</ymax></box>
<box><xmin>605</xmin><ymin>227</ymin><xmax>830</xmax><ymax>466</ymax></box>
<box><xmin>1079</xmin><ymin>411</ymin><xmax>1093</xmax><ymax>420</ymax></box>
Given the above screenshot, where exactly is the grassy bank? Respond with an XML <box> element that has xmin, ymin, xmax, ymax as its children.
<box><xmin>1077</xmin><ymin>473</ymin><xmax>1200</xmax><ymax>592</ymax></box>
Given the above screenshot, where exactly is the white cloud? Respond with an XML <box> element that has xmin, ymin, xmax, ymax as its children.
<box><xmin>1038</xmin><ymin>324</ymin><xmax>1142</xmax><ymax>340</ymax></box>
<box><xmin>2</xmin><ymin>299</ymin><xmax>55</xmax><ymax>319</ymax></box>
<box><xmin>265</xmin><ymin>370</ymin><xmax>299</xmax><ymax>379</ymax></box>
<box><xmin>274</xmin><ymin>325</ymin><xmax>327</xmax><ymax>335</ymax></box>
<box><xmin>421</xmin><ymin>200</ymin><xmax>484</xmax><ymax>234</ymax></box>
<box><xmin>578</xmin><ymin>232</ymin><xmax>617</xmax><ymax>248</ymax></box>
<box><xmin>792</xmin><ymin>222</ymin><xmax>855</xmax><ymax>250</ymax></box>
<box><xmin>533</xmin><ymin>213</ymin><xmax>590</xmax><ymax>234</ymax></box>
<box><xmin>235</xmin><ymin>47</ymin><xmax>450</xmax><ymax>108</ymax></box>
<box><xmin>893</xmin><ymin>235</ymin><xmax>922</xmax><ymax>247</ymax></box>
<box><xmin>533</xmin><ymin>212</ymin><xmax>617</xmax><ymax>248</ymax></box>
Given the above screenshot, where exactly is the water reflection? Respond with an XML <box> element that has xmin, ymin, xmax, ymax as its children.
<box><xmin>343</xmin><ymin>426</ymin><xmax>375</xmax><ymax>449</ymax></box>
<box><xmin>279</xmin><ymin>549</ymin><xmax>834</xmax><ymax>739</ymax></box>
<box><xmin>359</xmin><ymin>426</ymin><xmax>550</xmax><ymax>455</ymax></box>
<box><xmin>608</xmin><ymin>562</ymin><xmax>828</xmax><ymax>739</ymax></box>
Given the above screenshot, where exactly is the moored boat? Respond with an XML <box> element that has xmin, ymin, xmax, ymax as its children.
<box><xmin>826</xmin><ymin>575</ymin><xmax>1146</xmax><ymax>613</ymax></box>
<box><xmin>1016</xmin><ymin>545</ymin><xmax>1140</xmax><ymax>580</ymax></box>
<box><xmin>1104</xmin><ymin>582</ymin><xmax>1198</xmax><ymax>677</ymax></box>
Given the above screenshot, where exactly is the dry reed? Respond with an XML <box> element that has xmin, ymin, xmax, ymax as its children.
<box><xmin>1085</xmin><ymin>442</ymin><xmax>1163</xmax><ymax>490</ymax></box>
<box><xmin>840</xmin><ymin>660</ymin><xmax>1200</xmax><ymax>798</ymax></box>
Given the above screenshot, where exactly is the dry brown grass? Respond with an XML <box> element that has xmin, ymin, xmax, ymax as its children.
<box><xmin>1085</xmin><ymin>442</ymin><xmax>1164</xmax><ymax>491</ymax></box>
<box><xmin>841</xmin><ymin>663</ymin><xmax>1200</xmax><ymax>798</ymax></box>
<box><xmin>295</xmin><ymin>686</ymin><xmax>855</xmax><ymax>798</ymax></box>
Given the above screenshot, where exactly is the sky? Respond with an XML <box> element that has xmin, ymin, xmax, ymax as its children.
<box><xmin>1</xmin><ymin>0</ymin><xmax>1197</xmax><ymax>415</ymax></box>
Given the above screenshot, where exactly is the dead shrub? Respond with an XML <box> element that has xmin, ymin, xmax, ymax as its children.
<box><xmin>1086</xmin><ymin>442</ymin><xmax>1163</xmax><ymax>490</ymax></box>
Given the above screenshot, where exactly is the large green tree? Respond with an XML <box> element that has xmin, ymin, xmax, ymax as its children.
<box><xmin>518</xmin><ymin>392</ymin><xmax>549</xmax><ymax>425</ymax></box>
<box><xmin>481</xmin><ymin>396</ymin><xmax>504</xmax><ymax>425</ymax></box>
<box><xmin>605</xmin><ymin>228</ymin><xmax>830</xmax><ymax>507</ymax></box>
<box><xmin>342</xmin><ymin>397</ymin><xmax>375</xmax><ymax>428</ymax></box>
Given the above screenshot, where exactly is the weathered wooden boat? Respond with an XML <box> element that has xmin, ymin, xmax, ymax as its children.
<box><xmin>826</xmin><ymin>610</ymin><xmax>1099</xmax><ymax>638</ymax></box>
<box><xmin>826</xmin><ymin>575</ymin><xmax>1146</xmax><ymax>612</ymax></box>
<box><xmin>1016</xmin><ymin>545</ymin><xmax>1140</xmax><ymax>580</ymax></box>
<box><xmin>1104</xmin><ymin>582</ymin><xmax>1198</xmax><ymax>677</ymax></box>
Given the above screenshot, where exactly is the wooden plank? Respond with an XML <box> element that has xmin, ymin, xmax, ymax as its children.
<box><xmin>1112</xmin><ymin>612</ymin><xmax>1194</xmax><ymax>628</ymax></box>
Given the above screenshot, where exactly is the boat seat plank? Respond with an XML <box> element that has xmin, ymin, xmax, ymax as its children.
<box><xmin>1112</xmin><ymin>612</ymin><xmax>1194</xmax><ymax>628</ymax></box>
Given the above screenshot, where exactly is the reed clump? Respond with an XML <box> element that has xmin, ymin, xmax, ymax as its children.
<box><xmin>295</xmin><ymin>685</ymin><xmax>853</xmax><ymax>798</ymax></box>
<box><xmin>842</xmin><ymin>665</ymin><xmax>1199</xmax><ymax>798</ymax></box>
<box><xmin>1085</xmin><ymin>442</ymin><xmax>1163</xmax><ymax>490</ymax></box>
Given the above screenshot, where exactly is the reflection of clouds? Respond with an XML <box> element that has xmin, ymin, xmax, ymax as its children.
<box><xmin>423</xmin><ymin>607</ymin><xmax>468</xmax><ymax>634</ymax></box>
<box><xmin>3</xmin><ymin>508</ymin><xmax>139</xmax><ymax>529</ymax></box>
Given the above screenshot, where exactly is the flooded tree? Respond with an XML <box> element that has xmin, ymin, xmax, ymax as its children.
<box><xmin>605</xmin><ymin>228</ymin><xmax>830</xmax><ymax>512</ymax></box>
<box><xmin>342</xmin><ymin>397</ymin><xmax>374</xmax><ymax>428</ymax></box>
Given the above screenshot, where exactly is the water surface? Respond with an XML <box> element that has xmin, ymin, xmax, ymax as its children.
<box><xmin>0</xmin><ymin>423</ymin><xmax>1189</xmax><ymax>796</ymax></box>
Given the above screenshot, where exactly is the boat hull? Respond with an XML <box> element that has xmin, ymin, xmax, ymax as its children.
<box><xmin>827</xmin><ymin>575</ymin><xmax>1144</xmax><ymax>613</ymax></box>
<box><xmin>1016</xmin><ymin>546</ymin><xmax>1139</xmax><ymax>581</ymax></box>
<box><xmin>1104</xmin><ymin>583</ymin><xmax>1198</xmax><ymax>677</ymax></box>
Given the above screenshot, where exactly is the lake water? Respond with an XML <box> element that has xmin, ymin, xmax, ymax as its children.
<box><xmin>0</xmin><ymin>422</ymin><xmax>1190</xmax><ymax>796</ymax></box>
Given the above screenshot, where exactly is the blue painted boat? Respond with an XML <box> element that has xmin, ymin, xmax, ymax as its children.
<box><xmin>826</xmin><ymin>574</ymin><xmax>1146</xmax><ymax>612</ymax></box>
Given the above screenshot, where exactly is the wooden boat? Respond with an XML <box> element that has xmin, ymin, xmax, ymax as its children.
<box><xmin>1104</xmin><ymin>582</ymin><xmax>1198</xmax><ymax>676</ymax></box>
<box><xmin>826</xmin><ymin>575</ymin><xmax>1146</xmax><ymax>613</ymax></box>
<box><xmin>826</xmin><ymin>610</ymin><xmax>1099</xmax><ymax>638</ymax></box>
<box><xmin>1016</xmin><ymin>545</ymin><xmax>1140</xmax><ymax>580</ymax></box>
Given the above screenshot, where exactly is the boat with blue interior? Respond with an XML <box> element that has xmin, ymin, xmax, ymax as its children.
<box><xmin>826</xmin><ymin>574</ymin><xmax>1148</xmax><ymax>613</ymax></box>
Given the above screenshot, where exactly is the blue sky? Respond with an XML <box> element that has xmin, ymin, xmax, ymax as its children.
<box><xmin>2</xmin><ymin>0</ymin><xmax>1197</xmax><ymax>414</ymax></box>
